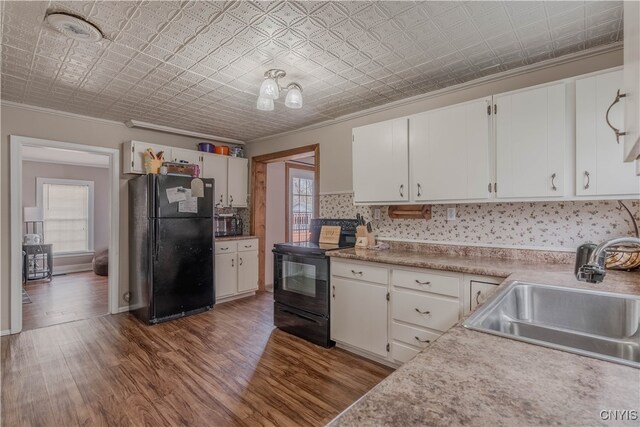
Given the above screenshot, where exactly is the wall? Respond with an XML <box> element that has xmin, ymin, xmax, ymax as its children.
<box><xmin>246</xmin><ymin>48</ymin><xmax>623</xmax><ymax>193</ymax></box>
<box><xmin>1</xmin><ymin>102</ymin><xmax>212</xmax><ymax>331</ymax></box>
<box><xmin>321</xmin><ymin>194</ymin><xmax>640</xmax><ymax>251</ymax></box>
<box><xmin>265</xmin><ymin>162</ymin><xmax>286</xmax><ymax>286</ymax></box>
<box><xmin>22</xmin><ymin>160</ymin><xmax>110</xmax><ymax>269</ymax></box>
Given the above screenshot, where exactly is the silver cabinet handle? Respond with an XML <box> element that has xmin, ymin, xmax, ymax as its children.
<box><xmin>584</xmin><ymin>171</ymin><xmax>590</xmax><ymax>190</ymax></box>
<box><xmin>231</xmin><ymin>258</ymin><xmax>234</xmax><ymax>267</ymax></box>
<box><xmin>332</xmin><ymin>285</ymin><xmax>335</xmax><ymax>298</ymax></box>
<box><xmin>476</xmin><ymin>290</ymin><xmax>482</xmax><ymax>305</ymax></box>
<box><xmin>605</xmin><ymin>89</ymin><xmax>627</xmax><ymax>143</ymax></box>
<box><xmin>415</xmin><ymin>279</ymin><xmax>431</xmax><ymax>286</ymax></box>
<box><xmin>351</xmin><ymin>270</ymin><xmax>363</xmax><ymax>276</ymax></box>
<box><xmin>217</xmin><ymin>194</ymin><xmax>224</xmax><ymax>207</ymax></box>
<box><xmin>229</xmin><ymin>195</ymin><xmax>234</xmax><ymax>207</ymax></box>
<box><xmin>417</xmin><ymin>183</ymin><xmax>422</xmax><ymax>197</ymax></box>
<box><xmin>551</xmin><ymin>173</ymin><xmax>557</xmax><ymax>191</ymax></box>
<box><xmin>414</xmin><ymin>336</ymin><xmax>431</xmax><ymax>343</ymax></box>
<box><xmin>220</xmin><ymin>247</ymin><xmax>228</xmax><ymax>251</ymax></box>
<box><xmin>399</xmin><ymin>184</ymin><xmax>404</xmax><ymax>198</ymax></box>
<box><xmin>415</xmin><ymin>308</ymin><xmax>431</xmax><ymax>315</ymax></box>
<box><xmin>244</xmin><ymin>245</ymin><xmax>252</xmax><ymax>248</ymax></box>
<box><xmin>239</xmin><ymin>257</ymin><xmax>243</xmax><ymax>266</ymax></box>
<box><xmin>488</xmin><ymin>183</ymin><xmax>492</xmax><ymax>193</ymax></box>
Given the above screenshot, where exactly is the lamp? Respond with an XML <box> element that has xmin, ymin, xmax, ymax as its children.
<box><xmin>256</xmin><ymin>69</ymin><xmax>304</xmax><ymax>111</ymax></box>
<box><xmin>256</xmin><ymin>96</ymin><xmax>274</xmax><ymax>111</ymax></box>
<box><xmin>285</xmin><ymin>83</ymin><xmax>303</xmax><ymax>109</ymax></box>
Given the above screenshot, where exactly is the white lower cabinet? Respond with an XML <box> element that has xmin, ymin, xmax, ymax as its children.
<box><xmin>331</xmin><ymin>276</ymin><xmax>389</xmax><ymax>358</ymax></box>
<box><xmin>215</xmin><ymin>239</ymin><xmax>259</xmax><ymax>302</ymax></box>
<box><xmin>330</xmin><ymin>259</ymin><xmax>464</xmax><ymax>366</ymax></box>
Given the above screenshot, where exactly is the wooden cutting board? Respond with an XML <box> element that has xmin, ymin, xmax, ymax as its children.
<box><xmin>319</xmin><ymin>226</ymin><xmax>341</xmax><ymax>244</ymax></box>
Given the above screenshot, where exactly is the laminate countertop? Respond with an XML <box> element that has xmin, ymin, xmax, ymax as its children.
<box><xmin>328</xmin><ymin>247</ymin><xmax>640</xmax><ymax>427</ymax></box>
<box><xmin>215</xmin><ymin>235</ymin><xmax>258</xmax><ymax>241</ymax></box>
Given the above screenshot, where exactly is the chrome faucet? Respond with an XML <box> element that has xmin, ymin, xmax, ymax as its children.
<box><xmin>575</xmin><ymin>237</ymin><xmax>640</xmax><ymax>283</ymax></box>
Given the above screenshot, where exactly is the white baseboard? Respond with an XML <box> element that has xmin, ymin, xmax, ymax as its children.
<box><xmin>53</xmin><ymin>263</ymin><xmax>93</xmax><ymax>275</ymax></box>
<box><xmin>215</xmin><ymin>290</ymin><xmax>257</xmax><ymax>304</ymax></box>
<box><xmin>117</xmin><ymin>306</ymin><xmax>130</xmax><ymax>313</ymax></box>
<box><xmin>1</xmin><ymin>329</ymin><xmax>11</xmax><ymax>336</ymax></box>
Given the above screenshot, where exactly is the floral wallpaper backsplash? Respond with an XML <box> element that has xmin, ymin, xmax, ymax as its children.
<box><xmin>319</xmin><ymin>193</ymin><xmax>640</xmax><ymax>251</ymax></box>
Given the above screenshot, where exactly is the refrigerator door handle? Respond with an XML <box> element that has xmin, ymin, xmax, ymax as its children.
<box><xmin>154</xmin><ymin>222</ymin><xmax>159</xmax><ymax>262</ymax></box>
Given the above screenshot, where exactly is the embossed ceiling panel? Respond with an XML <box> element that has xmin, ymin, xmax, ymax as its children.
<box><xmin>1</xmin><ymin>1</ymin><xmax>623</xmax><ymax>141</ymax></box>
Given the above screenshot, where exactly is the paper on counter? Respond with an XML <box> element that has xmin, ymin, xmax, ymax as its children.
<box><xmin>166</xmin><ymin>187</ymin><xmax>187</xmax><ymax>203</ymax></box>
<box><xmin>178</xmin><ymin>189</ymin><xmax>198</xmax><ymax>213</ymax></box>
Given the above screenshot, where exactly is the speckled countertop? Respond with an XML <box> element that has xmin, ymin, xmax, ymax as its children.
<box><xmin>215</xmin><ymin>235</ymin><xmax>258</xmax><ymax>241</ymax></box>
<box><xmin>328</xmin><ymin>245</ymin><xmax>640</xmax><ymax>427</ymax></box>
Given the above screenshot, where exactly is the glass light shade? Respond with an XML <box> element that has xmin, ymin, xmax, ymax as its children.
<box><xmin>256</xmin><ymin>96</ymin><xmax>274</xmax><ymax>111</ymax></box>
<box><xmin>259</xmin><ymin>78</ymin><xmax>279</xmax><ymax>100</ymax></box>
<box><xmin>285</xmin><ymin>87</ymin><xmax>303</xmax><ymax>109</ymax></box>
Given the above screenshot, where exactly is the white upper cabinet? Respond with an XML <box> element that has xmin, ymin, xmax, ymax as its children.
<box><xmin>227</xmin><ymin>157</ymin><xmax>249</xmax><ymax>208</ymax></box>
<box><xmin>353</xmin><ymin>118</ymin><xmax>409</xmax><ymax>203</ymax></box>
<box><xmin>624</xmin><ymin>1</ymin><xmax>640</xmax><ymax>166</ymax></box>
<box><xmin>576</xmin><ymin>70</ymin><xmax>640</xmax><ymax>196</ymax></box>
<box><xmin>410</xmin><ymin>97</ymin><xmax>492</xmax><ymax>202</ymax></box>
<box><xmin>123</xmin><ymin>141</ymin><xmax>172</xmax><ymax>174</ymax></box>
<box><xmin>171</xmin><ymin>148</ymin><xmax>203</xmax><ymax>169</ymax></box>
<box><xmin>495</xmin><ymin>83</ymin><xmax>566</xmax><ymax>198</ymax></box>
<box><xmin>201</xmin><ymin>154</ymin><xmax>228</xmax><ymax>207</ymax></box>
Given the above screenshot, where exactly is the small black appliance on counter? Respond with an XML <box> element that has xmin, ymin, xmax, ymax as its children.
<box><xmin>215</xmin><ymin>214</ymin><xmax>244</xmax><ymax>237</ymax></box>
<box><xmin>273</xmin><ymin>218</ymin><xmax>359</xmax><ymax>347</ymax></box>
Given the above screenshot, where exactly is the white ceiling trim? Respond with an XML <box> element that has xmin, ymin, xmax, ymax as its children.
<box><xmin>1</xmin><ymin>99</ymin><xmax>126</xmax><ymax>127</ymax></box>
<box><xmin>249</xmin><ymin>42</ymin><xmax>623</xmax><ymax>143</ymax></box>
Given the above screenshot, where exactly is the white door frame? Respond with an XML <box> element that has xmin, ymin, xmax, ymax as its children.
<box><xmin>10</xmin><ymin>135</ymin><xmax>120</xmax><ymax>334</ymax></box>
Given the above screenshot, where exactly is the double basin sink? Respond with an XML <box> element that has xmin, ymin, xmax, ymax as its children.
<box><xmin>464</xmin><ymin>281</ymin><xmax>640</xmax><ymax>368</ymax></box>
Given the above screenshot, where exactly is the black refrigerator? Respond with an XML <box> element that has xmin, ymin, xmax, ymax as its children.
<box><xmin>129</xmin><ymin>174</ymin><xmax>215</xmax><ymax>324</ymax></box>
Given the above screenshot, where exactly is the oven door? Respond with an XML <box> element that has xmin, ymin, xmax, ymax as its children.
<box><xmin>273</xmin><ymin>249</ymin><xmax>329</xmax><ymax>316</ymax></box>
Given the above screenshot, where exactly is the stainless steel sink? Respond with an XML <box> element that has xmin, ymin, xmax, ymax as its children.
<box><xmin>463</xmin><ymin>281</ymin><xmax>640</xmax><ymax>368</ymax></box>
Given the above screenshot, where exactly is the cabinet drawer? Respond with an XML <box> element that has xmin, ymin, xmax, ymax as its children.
<box><xmin>392</xmin><ymin>290</ymin><xmax>460</xmax><ymax>332</ymax></box>
<box><xmin>391</xmin><ymin>342</ymin><xmax>420</xmax><ymax>364</ymax></box>
<box><xmin>332</xmin><ymin>261</ymin><xmax>388</xmax><ymax>284</ymax></box>
<box><xmin>392</xmin><ymin>268</ymin><xmax>461</xmax><ymax>297</ymax></box>
<box><xmin>237</xmin><ymin>239</ymin><xmax>258</xmax><ymax>252</ymax></box>
<box><xmin>391</xmin><ymin>321</ymin><xmax>441</xmax><ymax>349</ymax></box>
<box><xmin>215</xmin><ymin>242</ymin><xmax>237</xmax><ymax>254</ymax></box>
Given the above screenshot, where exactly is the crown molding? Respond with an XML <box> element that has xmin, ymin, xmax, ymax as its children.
<box><xmin>248</xmin><ymin>42</ymin><xmax>623</xmax><ymax>143</ymax></box>
<box><xmin>22</xmin><ymin>156</ymin><xmax>109</xmax><ymax>169</ymax></box>
<box><xmin>1</xmin><ymin>100</ymin><xmax>126</xmax><ymax>127</ymax></box>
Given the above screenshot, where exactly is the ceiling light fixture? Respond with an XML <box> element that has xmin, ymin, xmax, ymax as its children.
<box><xmin>45</xmin><ymin>12</ymin><xmax>103</xmax><ymax>43</ymax></box>
<box><xmin>256</xmin><ymin>69</ymin><xmax>303</xmax><ymax>111</ymax></box>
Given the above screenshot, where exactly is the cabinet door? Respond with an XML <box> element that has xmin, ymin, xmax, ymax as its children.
<box><xmin>353</xmin><ymin>118</ymin><xmax>409</xmax><ymax>203</ymax></box>
<box><xmin>624</xmin><ymin>0</ymin><xmax>640</xmax><ymax>164</ymax></box>
<box><xmin>172</xmin><ymin>148</ymin><xmax>203</xmax><ymax>169</ymax></box>
<box><xmin>227</xmin><ymin>157</ymin><xmax>248</xmax><ymax>208</ymax></box>
<box><xmin>576</xmin><ymin>71</ymin><xmax>640</xmax><ymax>196</ymax></box>
<box><xmin>496</xmin><ymin>83</ymin><xmax>566</xmax><ymax>198</ymax></box>
<box><xmin>129</xmin><ymin>142</ymin><xmax>171</xmax><ymax>174</ymax></box>
<box><xmin>202</xmin><ymin>154</ymin><xmax>228</xmax><ymax>207</ymax></box>
<box><xmin>215</xmin><ymin>253</ymin><xmax>237</xmax><ymax>298</ymax></box>
<box><xmin>469</xmin><ymin>281</ymin><xmax>498</xmax><ymax>312</ymax></box>
<box><xmin>330</xmin><ymin>277</ymin><xmax>388</xmax><ymax>358</ymax></box>
<box><xmin>237</xmin><ymin>250</ymin><xmax>258</xmax><ymax>293</ymax></box>
<box><xmin>411</xmin><ymin>98</ymin><xmax>491</xmax><ymax>201</ymax></box>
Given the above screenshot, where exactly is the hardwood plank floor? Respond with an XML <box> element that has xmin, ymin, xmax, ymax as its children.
<box><xmin>2</xmin><ymin>292</ymin><xmax>393</xmax><ymax>426</ymax></box>
<box><xmin>22</xmin><ymin>271</ymin><xmax>108</xmax><ymax>331</ymax></box>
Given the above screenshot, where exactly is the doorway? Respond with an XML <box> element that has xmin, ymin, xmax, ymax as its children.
<box><xmin>9</xmin><ymin>136</ymin><xmax>120</xmax><ymax>334</ymax></box>
<box><xmin>251</xmin><ymin>144</ymin><xmax>319</xmax><ymax>291</ymax></box>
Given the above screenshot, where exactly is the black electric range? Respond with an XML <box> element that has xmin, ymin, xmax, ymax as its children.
<box><xmin>273</xmin><ymin>218</ymin><xmax>359</xmax><ymax>347</ymax></box>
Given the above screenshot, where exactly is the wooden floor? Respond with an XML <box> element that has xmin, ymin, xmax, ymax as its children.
<box><xmin>1</xmin><ymin>292</ymin><xmax>393</xmax><ymax>426</ymax></box>
<box><xmin>22</xmin><ymin>271</ymin><xmax>108</xmax><ymax>331</ymax></box>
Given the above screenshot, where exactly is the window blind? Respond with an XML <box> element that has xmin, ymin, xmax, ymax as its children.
<box><xmin>42</xmin><ymin>183</ymin><xmax>90</xmax><ymax>253</ymax></box>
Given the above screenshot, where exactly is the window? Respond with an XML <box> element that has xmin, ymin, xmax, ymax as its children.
<box><xmin>37</xmin><ymin>178</ymin><xmax>94</xmax><ymax>254</ymax></box>
<box><xmin>286</xmin><ymin>165</ymin><xmax>316</xmax><ymax>243</ymax></box>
